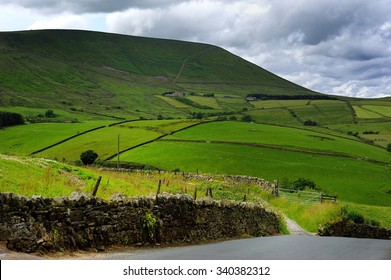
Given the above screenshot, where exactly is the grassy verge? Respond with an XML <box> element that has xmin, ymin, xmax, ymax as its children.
<box><xmin>1</xmin><ymin>154</ymin><xmax>389</xmax><ymax>232</ymax></box>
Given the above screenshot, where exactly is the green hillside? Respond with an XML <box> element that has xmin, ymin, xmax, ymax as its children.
<box><xmin>0</xmin><ymin>30</ymin><xmax>390</xmax><ymax>232</ymax></box>
<box><xmin>0</xmin><ymin>29</ymin><xmax>319</xmax><ymax>119</ymax></box>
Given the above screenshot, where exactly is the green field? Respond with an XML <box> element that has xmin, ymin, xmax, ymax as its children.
<box><xmin>165</xmin><ymin>122</ymin><xmax>391</xmax><ymax>163</ymax></box>
<box><xmin>119</xmin><ymin>139</ymin><xmax>390</xmax><ymax>207</ymax></box>
<box><xmin>0</xmin><ymin>121</ymin><xmax>112</xmax><ymax>155</ymax></box>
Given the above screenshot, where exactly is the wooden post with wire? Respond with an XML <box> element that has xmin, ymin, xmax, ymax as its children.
<box><xmin>92</xmin><ymin>176</ymin><xmax>102</xmax><ymax>197</ymax></box>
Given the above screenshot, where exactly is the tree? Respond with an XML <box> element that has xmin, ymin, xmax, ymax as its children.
<box><xmin>387</xmin><ymin>143</ymin><xmax>391</xmax><ymax>153</ymax></box>
<box><xmin>241</xmin><ymin>115</ymin><xmax>254</xmax><ymax>122</ymax></box>
<box><xmin>45</xmin><ymin>110</ymin><xmax>55</xmax><ymax>118</ymax></box>
<box><xmin>292</xmin><ymin>178</ymin><xmax>317</xmax><ymax>190</ymax></box>
<box><xmin>0</xmin><ymin>111</ymin><xmax>25</xmax><ymax>128</ymax></box>
<box><xmin>80</xmin><ymin>150</ymin><xmax>98</xmax><ymax>165</ymax></box>
<box><xmin>304</xmin><ymin>120</ymin><xmax>317</xmax><ymax>126</ymax></box>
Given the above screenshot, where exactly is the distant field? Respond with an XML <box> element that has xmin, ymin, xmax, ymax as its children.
<box><xmin>361</xmin><ymin>105</ymin><xmax>391</xmax><ymax>117</ymax></box>
<box><xmin>251</xmin><ymin>100</ymin><xmax>310</xmax><ymax>109</ymax></box>
<box><xmin>0</xmin><ymin>121</ymin><xmax>112</xmax><ymax>155</ymax></box>
<box><xmin>165</xmin><ymin>121</ymin><xmax>391</xmax><ymax>163</ymax></box>
<box><xmin>35</xmin><ymin>126</ymin><xmax>162</xmax><ymax>161</ymax></box>
<box><xmin>186</xmin><ymin>96</ymin><xmax>222</xmax><ymax>109</ymax></box>
<box><xmin>247</xmin><ymin>108</ymin><xmax>299</xmax><ymax>125</ymax></box>
<box><xmin>328</xmin><ymin>122</ymin><xmax>391</xmax><ymax>148</ymax></box>
<box><xmin>353</xmin><ymin>106</ymin><xmax>383</xmax><ymax>119</ymax></box>
<box><xmin>155</xmin><ymin>95</ymin><xmax>190</xmax><ymax>109</ymax></box>
<box><xmin>118</xmin><ymin>141</ymin><xmax>391</xmax><ymax>206</ymax></box>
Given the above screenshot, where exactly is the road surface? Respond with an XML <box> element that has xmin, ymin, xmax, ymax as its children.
<box><xmin>90</xmin><ymin>235</ymin><xmax>391</xmax><ymax>260</ymax></box>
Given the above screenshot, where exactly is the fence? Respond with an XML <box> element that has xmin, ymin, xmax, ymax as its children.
<box><xmin>274</xmin><ymin>187</ymin><xmax>337</xmax><ymax>204</ymax></box>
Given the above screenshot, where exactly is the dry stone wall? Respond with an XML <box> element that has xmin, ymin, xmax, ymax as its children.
<box><xmin>0</xmin><ymin>192</ymin><xmax>280</xmax><ymax>253</ymax></box>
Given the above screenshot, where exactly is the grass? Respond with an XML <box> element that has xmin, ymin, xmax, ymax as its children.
<box><xmin>2</xmin><ymin>153</ymin><xmax>389</xmax><ymax>232</ymax></box>
<box><xmin>328</xmin><ymin>122</ymin><xmax>391</xmax><ymax>148</ymax></box>
<box><xmin>353</xmin><ymin>106</ymin><xmax>383</xmax><ymax>119</ymax></box>
<box><xmin>0</xmin><ymin>121</ymin><xmax>112</xmax><ymax>155</ymax></box>
<box><xmin>186</xmin><ymin>96</ymin><xmax>222</xmax><ymax>109</ymax></box>
<box><xmin>35</xmin><ymin>126</ymin><xmax>162</xmax><ymax>161</ymax></box>
<box><xmin>118</xmin><ymin>141</ymin><xmax>391</xmax><ymax>206</ymax></box>
<box><xmin>166</xmin><ymin>121</ymin><xmax>391</xmax><ymax>163</ymax></box>
<box><xmin>0</xmin><ymin>29</ymin><xmax>317</xmax><ymax>121</ymax></box>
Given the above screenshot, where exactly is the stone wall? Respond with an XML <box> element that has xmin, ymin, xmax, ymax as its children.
<box><xmin>318</xmin><ymin>220</ymin><xmax>391</xmax><ymax>240</ymax></box>
<box><xmin>0</xmin><ymin>192</ymin><xmax>280</xmax><ymax>253</ymax></box>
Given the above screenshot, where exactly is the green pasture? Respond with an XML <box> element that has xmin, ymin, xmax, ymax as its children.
<box><xmin>353</xmin><ymin>106</ymin><xmax>383</xmax><ymax>119</ymax></box>
<box><xmin>292</xmin><ymin>102</ymin><xmax>354</xmax><ymax>124</ymax></box>
<box><xmin>0</xmin><ymin>121</ymin><xmax>112</xmax><ymax>155</ymax></box>
<box><xmin>251</xmin><ymin>100</ymin><xmax>310</xmax><ymax>109</ymax></box>
<box><xmin>118</xmin><ymin>141</ymin><xmax>391</xmax><ymax>206</ymax></box>
<box><xmin>246</xmin><ymin>108</ymin><xmax>299</xmax><ymax>125</ymax></box>
<box><xmin>35</xmin><ymin>126</ymin><xmax>162</xmax><ymax>161</ymax></box>
<box><xmin>155</xmin><ymin>95</ymin><xmax>190</xmax><ymax>109</ymax></box>
<box><xmin>118</xmin><ymin>119</ymin><xmax>200</xmax><ymax>134</ymax></box>
<box><xmin>186</xmin><ymin>96</ymin><xmax>222</xmax><ymax>109</ymax></box>
<box><xmin>0</xmin><ymin>106</ymin><xmax>94</xmax><ymax>121</ymax></box>
<box><xmin>166</xmin><ymin>121</ymin><xmax>391</xmax><ymax>163</ymax></box>
<box><xmin>361</xmin><ymin>105</ymin><xmax>391</xmax><ymax>118</ymax></box>
<box><xmin>328</xmin><ymin>122</ymin><xmax>391</xmax><ymax>148</ymax></box>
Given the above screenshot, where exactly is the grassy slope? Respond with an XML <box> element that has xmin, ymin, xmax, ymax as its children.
<box><xmin>0</xmin><ymin>29</ymin><xmax>319</xmax><ymax>119</ymax></box>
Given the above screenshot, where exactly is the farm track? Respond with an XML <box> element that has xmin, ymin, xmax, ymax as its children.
<box><xmin>173</xmin><ymin>46</ymin><xmax>212</xmax><ymax>84</ymax></box>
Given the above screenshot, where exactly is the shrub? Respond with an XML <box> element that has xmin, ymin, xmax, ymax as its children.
<box><xmin>304</xmin><ymin>120</ymin><xmax>317</xmax><ymax>126</ymax></box>
<box><xmin>0</xmin><ymin>111</ymin><xmax>25</xmax><ymax>128</ymax></box>
<box><xmin>241</xmin><ymin>115</ymin><xmax>254</xmax><ymax>122</ymax></box>
<box><xmin>80</xmin><ymin>150</ymin><xmax>98</xmax><ymax>165</ymax></box>
<box><xmin>292</xmin><ymin>178</ymin><xmax>317</xmax><ymax>190</ymax></box>
<box><xmin>45</xmin><ymin>110</ymin><xmax>56</xmax><ymax>118</ymax></box>
<box><xmin>387</xmin><ymin>143</ymin><xmax>391</xmax><ymax>153</ymax></box>
<box><xmin>341</xmin><ymin>206</ymin><xmax>364</xmax><ymax>224</ymax></box>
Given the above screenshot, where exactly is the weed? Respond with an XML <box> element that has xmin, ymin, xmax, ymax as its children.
<box><xmin>143</xmin><ymin>212</ymin><xmax>157</xmax><ymax>241</ymax></box>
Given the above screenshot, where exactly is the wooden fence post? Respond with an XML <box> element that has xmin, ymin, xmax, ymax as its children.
<box><xmin>92</xmin><ymin>176</ymin><xmax>102</xmax><ymax>197</ymax></box>
<box><xmin>193</xmin><ymin>187</ymin><xmax>197</xmax><ymax>200</ymax></box>
<box><xmin>156</xmin><ymin>180</ymin><xmax>162</xmax><ymax>197</ymax></box>
<box><xmin>320</xmin><ymin>193</ymin><xmax>323</xmax><ymax>203</ymax></box>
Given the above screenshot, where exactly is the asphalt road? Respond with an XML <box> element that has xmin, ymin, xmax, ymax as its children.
<box><xmin>94</xmin><ymin>235</ymin><xmax>391</xmax><ymax>260</ymax></box>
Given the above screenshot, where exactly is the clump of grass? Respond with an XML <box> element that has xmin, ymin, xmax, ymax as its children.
<box><xmin>261</xmin><ymin>193</ymin><xmax>342</xmax><ymax>233</ymax></box>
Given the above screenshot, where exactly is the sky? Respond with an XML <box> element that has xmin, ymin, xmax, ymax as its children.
<box><xmin>1</xmin><ymin>0</ymin><xmax>390</xmax><ymax>98</ymax></box>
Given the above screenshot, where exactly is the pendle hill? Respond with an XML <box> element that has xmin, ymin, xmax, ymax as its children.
<box><xmin>0</xmin><ymin>29</ymin><xmax>323</xmax><ymax>118</ymax></box>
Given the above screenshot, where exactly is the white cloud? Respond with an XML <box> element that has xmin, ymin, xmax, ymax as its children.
<box><xmin>28</xmin><ymin>13</ymin><xmax>88</xmax><ymax>30</ymax></box>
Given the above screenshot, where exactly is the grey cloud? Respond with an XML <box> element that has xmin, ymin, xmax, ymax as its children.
<box><xmin>3</xmin><ymin>0</ymin><xmax>201</xmax><ymax>13</ymax></box>
<box><xmin>3</xmin><ymin>0</ymin><xmax>391</xmax><ymax>97</ymax></box>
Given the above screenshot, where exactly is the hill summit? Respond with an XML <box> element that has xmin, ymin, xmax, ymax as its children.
<box><xmin>0</xmin><ymin>29</ymin><xmax>321</xmax><ymax>119</ymax></box>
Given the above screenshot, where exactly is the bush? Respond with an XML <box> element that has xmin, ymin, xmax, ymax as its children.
<box><xmin>45</xmin><ymin>110</ymin><xmax>56</xmax><ymax>118</ymax></box>
<box><xmin>387</xmin><ymin>143</ymin><xmax>391</xmax><ymax>153</ymax></box>
<box><xmin>0</xmin><ymin>111</ymin><xmax>25</xmax><ymax>128</ymax></box>
<box><xmin>292</xmin><ymin>178</ymin><xmax>317</xmax><ymax>190</ymax></box>
<box><xmin>304</xmin><ymin>120</ymin><xmax>317</xmax><ymax>126</ymax></box>
<box><xmin>80</xmin><ymin>150</ymin><xmax>98</xmax><ymax>165</ymax></box>
<box><xmin>341</xmin><ymin>206</ymin><xmax>364</xmax><ymax>224</ymax></box>
<box><xmin>241</xmin><ymin>115</ymin><xmax>254</xmax><ymax>122</ymax></box>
